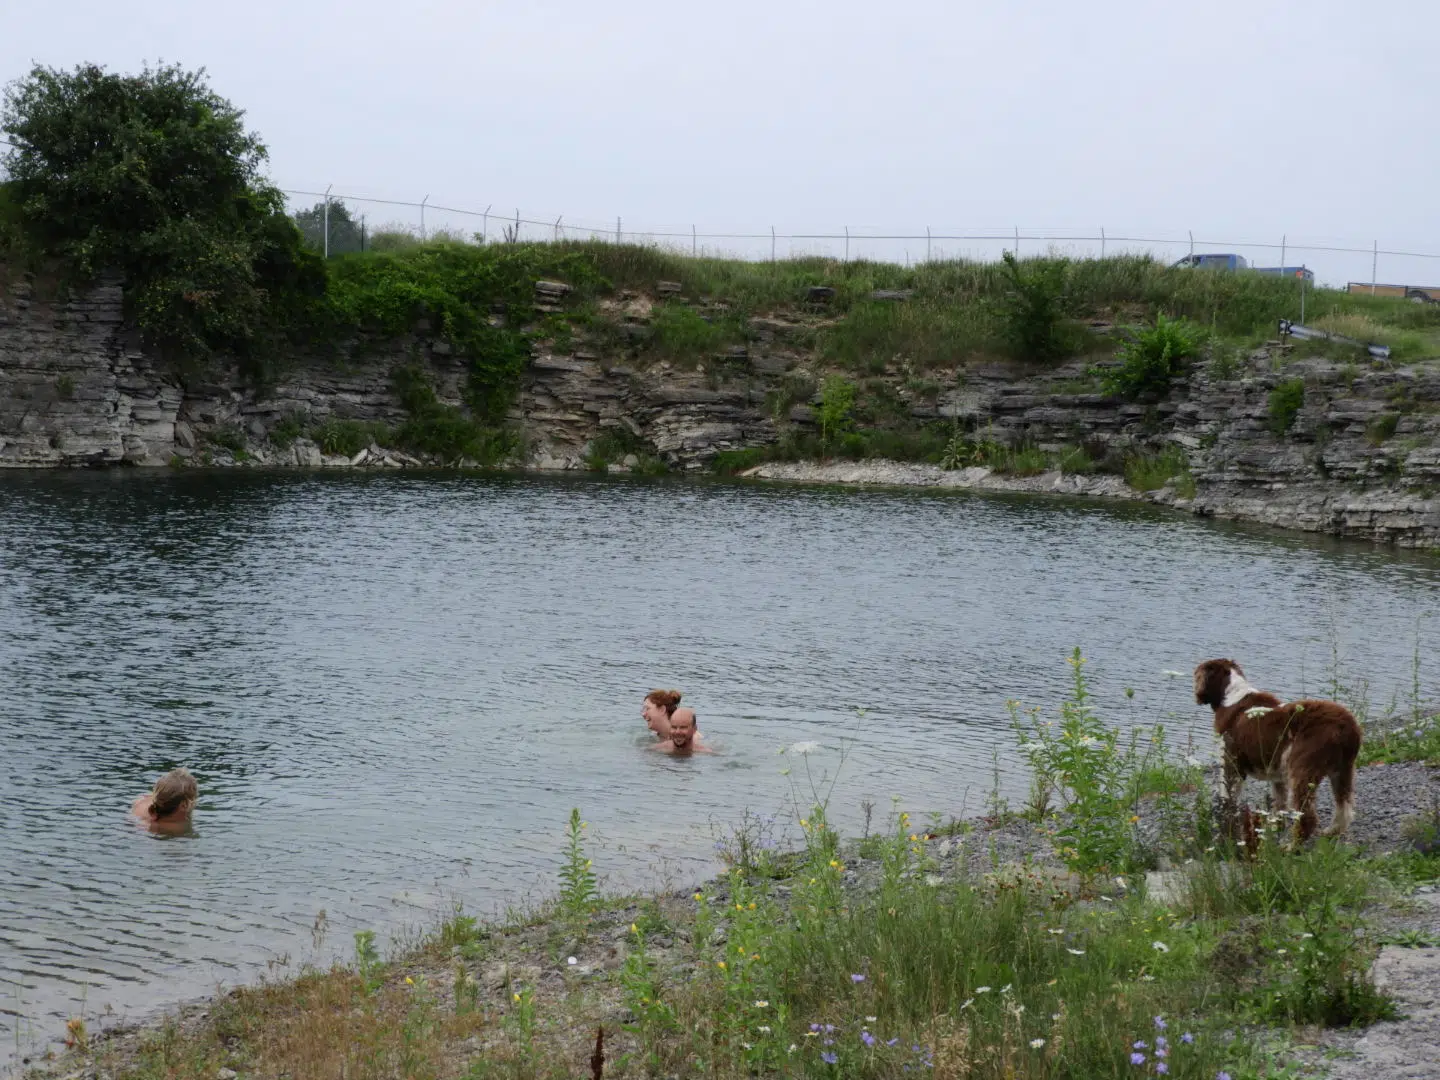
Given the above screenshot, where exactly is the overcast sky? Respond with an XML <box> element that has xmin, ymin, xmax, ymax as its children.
<box><xmin>5</xmin><ymin>0</ymin><xmax>1437</xmax><ymax>285</ymax></box>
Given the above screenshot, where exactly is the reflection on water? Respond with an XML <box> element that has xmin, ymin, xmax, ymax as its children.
<box><xmin>2</xmin><ymin>470</ymin><xmax>1437</xmax><ymax>1056</ymax></box>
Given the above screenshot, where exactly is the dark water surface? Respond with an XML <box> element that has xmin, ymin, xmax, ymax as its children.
<box><xmin>2</xmin><ymin>471</ymin><xmax>1438</xmax><ymax>1057</ymax></box>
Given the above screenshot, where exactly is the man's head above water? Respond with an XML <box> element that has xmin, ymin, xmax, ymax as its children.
<box><xmin>668</xmin><ymin>707</ymin><xmax>698</xmax><ymax>749</ymax></box>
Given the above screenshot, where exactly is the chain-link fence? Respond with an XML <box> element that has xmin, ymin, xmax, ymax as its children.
<box><xmin>281</xmin><ymin>186</ymin><xmax>1440</xmax><ymax>296</ymax></box>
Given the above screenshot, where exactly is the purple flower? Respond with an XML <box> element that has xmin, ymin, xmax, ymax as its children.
<box><xmin>823</xmin><ymin>1024</ymin><xmax>836</xmax><ymax>1034</ymax></box>
<box><xmin>1182</xmin><ymin>1033</ymin><xmax>1195</xmax><ymax>1044</ymax></box>
<box><xmin>810</xmin><ymin>1023</ymin><xmax>821</xmax><ymax>1032</ymax></box>
<box><xmin>1157</xmin><ymin>1048</ymin><xmax>1169</xmax><ymax>1058</ymax></box>
<box><xmin>821</xmin><ymin>1051</ymin><xmax>838</xmax><ymax>1065</ymax></box>
<box><xmin>861</xmin><ymin>1031</ymin><xmax>876</xmax><ymax>1047</ymax></box>
<box><xmin>1217</xmin><ymin>1073</ymin><xmax>1232</xmax><ymax>1080</ymax></box>
<box><xmin>887</xmin><ymin>1038</ymin><xmax>899</xmax><ymax>1047</ymax></box>
<box><xmin>1131</xmin><ymin>1052</ymin><xmax>1147</xmax><ymax>1066</ymax></box>
<box><xmin>822</xmin><ymin>1039</ymin><xmax>834</xmax><ymax>1047</ymax></box>
<box><xmin>851</xmin><ymin>973</ymin><xmax>866</xmax><ymax>983</ymax></box>
<box><xmin>1154</xmin><ymin>1016</ymin><xmax>1167</xmax><ymax>1031</ymax></box>
<box><xmin>1156</xmin><ymin>1065</ymin><xmax>1169</xmax><ymax>1076</ymax></box>
<box><xmin>1133</xmin><ymin>1041</ymin><xmax>1148</xmax><ymax>1050</ymax></box>
<box><xmin>1156</xmin><ymin>1036</ymin><xmax>1168</xmax><ymax>1050</ymax></box>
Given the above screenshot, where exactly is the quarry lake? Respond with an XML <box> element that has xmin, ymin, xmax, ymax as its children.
<box><xmin>2</xmin><ymin>470</ymin><xmax>1439</xmax><ymax>1055</ymax></box>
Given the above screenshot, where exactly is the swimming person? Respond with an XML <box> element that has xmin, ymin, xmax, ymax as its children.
<box><xmin>649</xmin><ymin>707</ymin><xmax>714</xmax><ymax>755</ymax></box>
<box><xmin>642</xmin><ymin>689</ymin><xmax>682</xmax><ymax>739</ymax></box>
<box><xmin>130</xmin><ymin>767</ymin><xmax>198</xmax><ymax>833</ymax></box>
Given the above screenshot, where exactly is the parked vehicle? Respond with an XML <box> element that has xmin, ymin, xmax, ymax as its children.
<box><xmin>1346</xmin><ymin>282</ymin><xmax>1440</xmax><ymax>304</ymax></box>
<box><xmin>1173</xmin><ymin>253</ymin><xmax>1314</xmax><ymax>281</ymax></box>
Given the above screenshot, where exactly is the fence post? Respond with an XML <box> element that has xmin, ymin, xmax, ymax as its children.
<box><xmin>554</xmin><ymin>215</ymin><xmax>562</xmax><ymax>242</ymax></box>
<box><xmin>1188</xmin><ymin>230</ymin><xmax>1194</xmax><ymax>261</ymax></box>
<box><xmin>515</xmin><ymin>209</ymin><xmax>521</xmax><ymax>242</ymax></box>
<box><xmin>1014</xmin><ymin>225</ymin><xmax>1019</xmax><ymax>258</ymax></box>
<box><xmin>420</xmin><ymin>195</ymin><xmax>429</xmax><ymax>241</ymax></box>
<box><xmin>926</xmin><ymin>226</ymin><xmax>931</xmax><ymax>264</ymax></box>
<box><xmin>692</xmin><ymin>224</ymin><xmax>697</xmax><ymax>256</ymax></box>
<box><xmin>771</xmin><ymin>226</ymin><xmax>776</xmax><ymax>262</ymax></box>
<box><xmin>1100</xmin><ymin>226</ymin><xmax>1105</xmax><ymax>260</ymax></box>
<box><xmin>1371</xmin><ymin>240</ymin><xmax>1378</xmax><ymax>294</ymax></box>
<box><xmin>616</xmin><ymin>216</ymin><xmax>622</xmax><ymax>244</ymax></box>
<box><xmin>481</xmin><ymin>204</ymin><xmax>491</xmax><ymax>244</ymax></box>
<box><xmin>323</xmin><ymin>183</ymin><xmax>332</xmax><ymax>259</ymax></box>
<box><xmin>1280</xmin><ymin>234</ymin><xmax>1286</xmax><ymax>272</ymax></box>
<box><xmin>844</xmin><ymin>226</ymin><xmax>849</xmax><ymax>263</ymax></box>
<box><xmin>360</xmin><ymin>214</ymin><xmax>366</xmax><ymax>253</ymax></box>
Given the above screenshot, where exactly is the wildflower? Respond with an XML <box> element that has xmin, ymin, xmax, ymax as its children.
<box><xmin>1156</xmin><ymin>1035</ymin><xmax>1168</xmax><ymax>1049</ymax></box>
<box><xmin>1217</xmin><ymin>1073</ymin><xmax>1232</xmax><ymax>1080</ymax></box>
<box><xmin>1154</xmin><ymin>1016</ymin><xmax>1167</xmax><ymax>1030</ymax></box>
<box><xmin>693</xmin><ymin>892</ymin><xmax>702</xmax><ymax>901</ymax></box>
<box><xmin>821</xmin><ymin>1051</ymin><xmax>838</xmax><ymax>1065</ymax></box>
<box><xmin>1067</xmin><ymin>948</ymin><xmax>1086</xmax><ymax>955</ymax></box>
<box><xmin>1131</xmin><ymin>1052</ymin><xmax>1146</xmax><ymax>1065</ymax></box>
<box><xmin>830</xmin><ymin>860</ymin><xmax>844</xmax><ymax>870</ymax></box>
<box><xmin>788</xmin><ymin>1044</ymin><xmax>797</xmax><ymax>1053</ymax></box>
<box><xmin>754</xmin><ymin>1000</ymin><xmax>769</xmax><ymax>1007</ymax></box>
<box><xmin>566</xmin><ymin>956</ymin><xmax>578</xmax><ymax>966</ymax></box>
<box><xmin>1030</xmin><ymin>1038</ymin><xmax>1046</xmax><ymax>1049</ymax></box>
<box><xmin>1181</xmin><ymin>1033</ymin><xmax>1195</xmax><ymax>1044</ymax></box>
<box><xmin>1047</xmin><ymin>928</ymin><xmax>1064</xmax><ymax>935</ymax></box>
<box><xmin>735</xmin><ymin>903</ymin><xmax>744</xmax><ymax>911</ymax></box>
<box><xmin>809</xmin><ymin>1024</ymin><xmax>821</xmax><ymax>1033</ymax></box>
<box><xmin>1001</xmin><ymin>983</ymin><xmax>1013</xmax><ymax>994</ymax></box>
<box><xmin>1157</xmin><ymin>1047</ymin><xmax>1169</xmax><ymax>1058</ymax></box>
<box><xmin>1134</xmin><ymin>1041</ymin><xmax>1148</xmax><ymax>1050</ymax></box>
<box><xmin>888</xmin><ymin>1038</ymin><xmax>899</xmax><ymax>1046</ymax></box>
<box><xmin>1152</xmin><ymin>941</ymin><xmax>1170</xmax><ymax>953</ymax></box>
<box><xmin>1156</xmin><ymin>1065</ymin><xmax>1169</xmax><ymax>1075</ymax></box>
<box><xmin>791</xmin><ymin>741</ymin><xmax>821</xmax><ymax>755</ymax></box>
<box><xmin>630</xmin><ymin>922</ymin><xmax>639</xmax><ymax>933</ymax></box>
<box><xmin>742</xmin><ymin>1042</ymin><xmax>752</xmax><ymax>1049</ymax></box>
<box><xmin>975</xmin><ymin>985</ymin><xmax>991</xmax><ymax>994</ymax></box>
<box><xmin>851</xmin><ymin>973</ymin><xmax>866</xmax><ymax>983</ymax></box>
<box><xmin>1140</xmin><ymin>974</ymin><xmax>1155</xmax><ymax>981</ymax></box>
<box><xmin>1276</xmin><ymin>948</ymin><xmax>1288</xmax><ymax>955</ymax></box>
<box><xmin>758</xmin><ymin>1025</ymin><xmax>771</xmax><ymax>1033</ymax></box>
<box><xmin>862</xmin><ymin>1031</ymin><xmax>876</xmax><ymax>1047</ymax></box>
<box><xmin>959</xmin><ymin>998</ymin><xmax>974</xmax><ymax>1010</ymax></box>
<box><xmin>404</xmin><ymin>976</ymin><xmax>414</xmax><ymax>985</ymax></box>
<box><xmin>1129</xmin><ymin>815</ymin><xmax>1140</xmax><ymax>823</ymax></box>
<box><xmin>512</xmin><ymin>992</ymin><xmax>521</xmax><ymax>1002</ymax></box>
<box><xmin>748</xmin><ymin>901</ymin><xmax>756</xmax><ymax>909</ymax></box>
<box><xmin>717</xmin><ymin>961</ymin><xmax>726</xmax><ymax>970</ymax></box>
<box><xmin>800</xmin><ymin>818</ymin><xmax>809</xmax><ymax>828</ymax></box>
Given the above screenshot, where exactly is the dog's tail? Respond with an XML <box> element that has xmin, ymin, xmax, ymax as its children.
<box><xmin>1328</xmin><ymin>760</ymin><xmax>1357</xmax><ymax>836</ymax></box>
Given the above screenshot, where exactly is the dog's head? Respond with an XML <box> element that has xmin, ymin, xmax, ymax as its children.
<box><xmin>1194</xmin><ymin>659</ymin><xmax>1243</xmax><ymax>707</ymax></box>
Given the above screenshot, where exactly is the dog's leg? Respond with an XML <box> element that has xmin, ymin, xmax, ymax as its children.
<box><xmin>1325</xmin><ymin>762</ymin><xmax>1358</xmax><ymax>837</ymax></box>
<box><xmin>1291</xmin><ymin>771</ymin><xmax>1320</xmax><ymax>844</ymax></box>
<box><xmin>1221</xmin><ymin>753</ymin><xmax>1244</xmax><ymax>847</ymax></box>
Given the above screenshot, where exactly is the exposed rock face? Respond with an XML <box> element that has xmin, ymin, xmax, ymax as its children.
<box><xmin>3</xmin><ymin>271</ymin><xmax>1439</xmax><ymax>546</ymax></box>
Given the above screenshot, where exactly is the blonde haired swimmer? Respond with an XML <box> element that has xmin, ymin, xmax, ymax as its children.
<box><xmin>130</xmin><ymin>768</ymin><xmax>198</xmax><ymax>833</ymax></box>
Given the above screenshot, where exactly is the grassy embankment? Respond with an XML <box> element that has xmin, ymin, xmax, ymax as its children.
<box><xmin>38</xmin><ymin>652</ymin><xmax>1440</xmax><ymax>1080</ymax></box>
<box><xmin>267</xmin><ymin>239</ymin><xmax>1440</xmax><ymax>480</ymax></box>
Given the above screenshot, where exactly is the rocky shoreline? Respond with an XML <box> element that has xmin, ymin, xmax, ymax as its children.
<box><xmin>20</xmin><ymin>761</ymin><xmax>1440</xmax><ymax>1080</ymax></box>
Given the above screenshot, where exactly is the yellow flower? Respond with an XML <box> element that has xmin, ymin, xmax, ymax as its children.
<box><xmin>512</xmin><ymin>992</ymin><xmax>521</xmax><ymax>1003</ymax></box>
<box><xmin>630</xmin><ymin>923</ymin><xmax>639</xmax><ymax>934</ymax></box>
<box><xmin>748</xmin><ymin>902</ymin><xmax>756</xmax><ymax>910</ymax></box>
<box><xmin>736</xmin><ymin>903</ymin><xmax>745</xmax><ymax>911</ymax></box>
<box><xmin>909</xmin><ymin>834</ymin><xmax>918</xmax><ymax>842</ymax></box>
<box><xmin>717</xmin><ymin>961</ymin><xmax>727</xmax><ymax>970</ymax></box>
<box><xmin>693</xmin><ymin>892</ymin><xmax>702</xmax><ymax>901</ymax></box>
<box><xmin>800</xmin><ymin>818</ymin><xmax>809</xmax><ymax>828</ymax></box>
<box><xmin>404</xmin><ymin>976</ymin><xmax>414</xmax><ymax>985</ymax></box>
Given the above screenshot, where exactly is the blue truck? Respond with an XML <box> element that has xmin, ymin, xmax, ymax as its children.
<box><xmin>1172</xmin><ymin>253</ymin><xmax>1315</xmax><ymax>281</ymax></box>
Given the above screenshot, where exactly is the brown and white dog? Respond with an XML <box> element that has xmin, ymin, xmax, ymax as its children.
<box><xmin>1194</xmin><ymin>659</ymin><xmax>1361</xmax><ymax>843</ymax></box>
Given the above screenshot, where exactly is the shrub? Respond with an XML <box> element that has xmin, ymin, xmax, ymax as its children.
<box><xmin>995</xmin><ymin>252</ymin><xmax>1084</xmax><ymax>364</ymax></box>
<box><xmin>1268</xmin><ymin>377</ymin><xmax>1306</xmax><ymax>434</ymax></box>
<box><xmin>311</xmin><ymin>418</ymin><xmax>390</xmax><ymax>457</ymax></box>
<box><xmin>1366</xmin><ymin>412</ymin><xmax>1401</xmax><ymax>446</ymax></box>
<box><xmin>817</xmin><ymin>376</ymin><xmax>857</xmax><ymax>446</ymax></box>
<box><xmin>1098</xmin><ymin>314</ymin><xmax>1205</xmax><ymax>400</ymax></box>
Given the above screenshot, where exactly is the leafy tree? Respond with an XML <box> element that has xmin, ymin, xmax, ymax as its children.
<box><xmin>0</xmin><ymin>62</ymin><xmax>322</xmax><ymax>370</ymax></box>
<box><xmin>293</xmin><ymin>199</ymin><xmax>364</xmax><ymax>256</ymax></box>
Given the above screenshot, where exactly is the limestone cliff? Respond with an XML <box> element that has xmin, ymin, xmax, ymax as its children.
<box><xmin>3</xmin><ymin>272</ymin><xmax>1439</xmax><ymax>548</ymax></box>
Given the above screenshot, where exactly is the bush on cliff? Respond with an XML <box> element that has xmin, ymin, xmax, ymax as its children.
<box><xmin>0</xmin><ymin>63</ymin><xmax>322</xmax><ymax>373</ymax></box>
<box><xmin>1098</xmin><ymin>314</ymin><xmax>1206</xmax><ymax>400</ymax></box>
